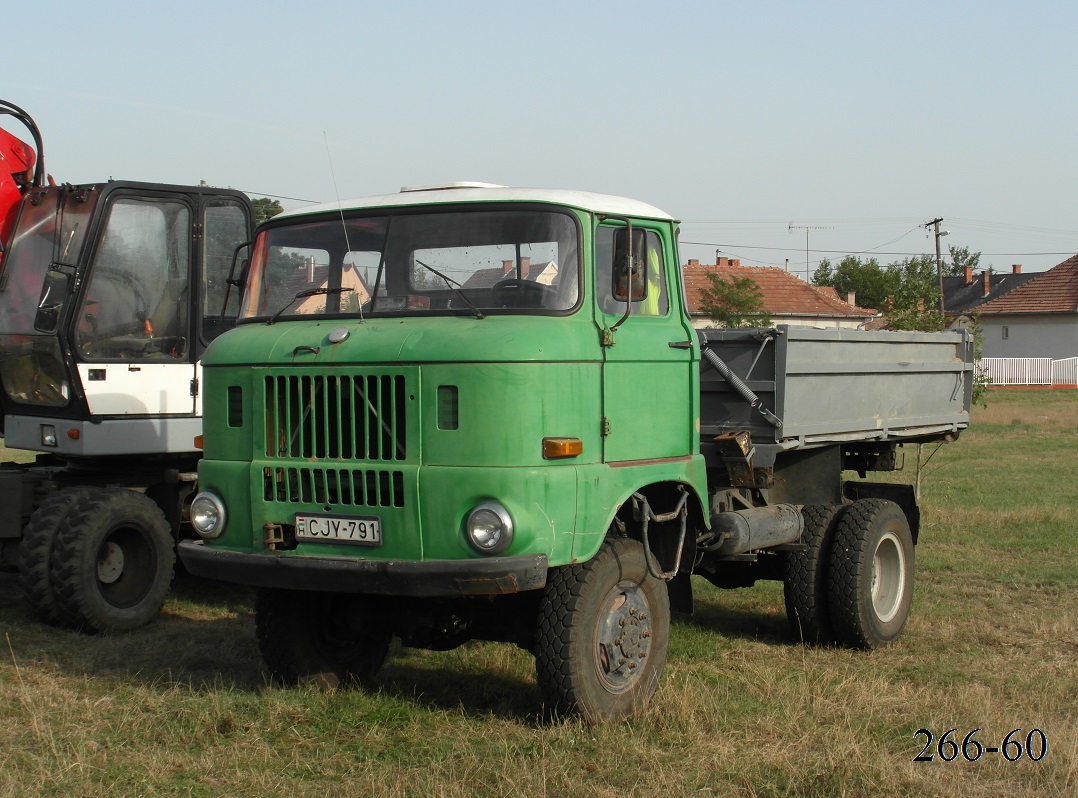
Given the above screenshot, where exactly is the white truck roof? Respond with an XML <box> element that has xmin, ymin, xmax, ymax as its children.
<box><xmin>277</xmin><ymin>184</ymin><xmax>676</xmax><ymax>222</ymax></box>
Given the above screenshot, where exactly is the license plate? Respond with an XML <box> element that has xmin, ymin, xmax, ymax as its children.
<box><xmin>295</xmin><ymin>514</ymin><xmax>382</xmax><ymax>546</ymax></box>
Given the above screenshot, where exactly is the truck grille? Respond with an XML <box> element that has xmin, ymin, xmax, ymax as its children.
<box><xmin>263</xmin><ymin>466</ymin><xmax>405</xmax><ymax>508</ymax></box>
<box><xmin>264</xmin><ymin>374</ymin><xmax>408</xmax><ymax>461</ymax></box>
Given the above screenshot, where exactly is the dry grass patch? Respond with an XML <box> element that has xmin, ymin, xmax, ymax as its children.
<box><xmin>1</xmin><ymin>391</ymin><xmax>1076</xmax><ymax>797</ymax></box>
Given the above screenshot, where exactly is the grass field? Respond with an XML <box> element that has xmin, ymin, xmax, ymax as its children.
<box><xmin>1</xmin><ymin>389</ymin><xmax>1075</xmax><ymax>797</ymax></box>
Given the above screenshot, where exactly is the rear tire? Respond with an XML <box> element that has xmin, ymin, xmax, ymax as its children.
<box><xmin>256</xmin><ymin>588</ymin><xmax>391</xmax><ymax>689</ymax></box>
<box><xmin>535</xmin><ymin>537</ymin><xmax>670</xmax><ymax>721</ymax></box>
<box><xmin>17</xmin><ymin>488</ymin><xmax>91</xmax><ymax>627</ymax></box>
<box><xmin>783</xmin><ymin>504</ymin><xmax>844</xmax><ymax>645</ymax></box>
<box><xmin>49</xmin><ymin>489</ymin><xmax>175</xmax><ymax>633</ymax></box>
<box><xmin>827</xmin><ymin>499</ymin><xmax>914</xmax><ymax>649</ymax></box>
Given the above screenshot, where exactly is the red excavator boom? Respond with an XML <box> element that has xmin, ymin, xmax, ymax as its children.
<box><xmin>0</xmin><ymin>99</ymin><xmax>45</xmax><ymax>254</ymax></box>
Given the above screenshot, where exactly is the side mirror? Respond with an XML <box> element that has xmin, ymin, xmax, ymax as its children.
<box><xmin>220</xmin><ymin>240</ymin><xmax>252</xmax><ymax>318</ymax></box>
<box><xmin>611</xmin><ymin>227</ymin><xmax>648</xmax><ymax>303</ymax></box>
<box><xmin>33</xmin><ymin>265</ymin><xmax>71</xmax><ymax>333</ymax></box>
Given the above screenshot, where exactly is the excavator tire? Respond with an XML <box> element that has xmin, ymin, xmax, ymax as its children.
<box><xmin>17</xmin><ymin>488</ymin><xmax>92</xmax><ymax>627</ymax></box>
<box><xmin>49</xmin><ymin>488</ymin><xmax>175</xmax><ymax>633</ymax></box>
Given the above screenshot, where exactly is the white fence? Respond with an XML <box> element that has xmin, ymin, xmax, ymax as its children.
<box><xmin>978</xmin><ymin>357</ymin><xmax>1078</xmax><ymax>386</ymax></box>
<box><xmin>1054</xmin><ymin>357</ymin><xmax>1078</xmax><ymax>386</ymax></box>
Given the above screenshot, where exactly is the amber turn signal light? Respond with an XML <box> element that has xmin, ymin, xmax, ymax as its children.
<box><xmin>542</xmin><ymin>437</ymin><xmax>583</xmax><ymax>459</ymax></box>
<box><xmin>194</xmin><ymin>435</ymin><xmax>204</xmax><ymax>450</ymax></box>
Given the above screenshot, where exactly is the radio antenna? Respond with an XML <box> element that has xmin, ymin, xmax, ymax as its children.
<box><xmin>323</xmin><ymin>131</ymin><xmax>362</xmax><ymax>322</ymax></box>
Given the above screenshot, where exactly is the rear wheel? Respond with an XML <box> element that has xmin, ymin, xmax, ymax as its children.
<box><xmin>256</xmin><ymin>588</ymin><xmax>391</xmax><ymax>689</ymax></box>
<box><xmin>17</xmin><ymin>488</ymin><xmax>91</xmax><ymax>627</ymax></box>
<box><xmin>49</xmin><ymin>489</ymin><xmax>175</xmax><ymax>632</ymax></box>
<box><xmin>535</xmin><ymin>537</ymin><xmax>670</xmax><ymax>721</ymax></box>
<box><xmin>827</xmin><ymin>499</ymin><xmax>914</xmax><ymax>649</ymax></box>
<box><xmin>783</xmin><ymin>504</ymin><xmax>844</xmax><ymax>645</ymax></box>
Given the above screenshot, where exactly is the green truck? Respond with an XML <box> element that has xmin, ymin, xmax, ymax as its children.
<box><xmin>179</xmin><ymin>183</ymin><xmax>973</xmax><ymax>720</ymax></box>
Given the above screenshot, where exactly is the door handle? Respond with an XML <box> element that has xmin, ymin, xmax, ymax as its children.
<box><xmin>668</xmin><ymin>340</ymin><xmax>693</xmax><ymax>349</ymax></box>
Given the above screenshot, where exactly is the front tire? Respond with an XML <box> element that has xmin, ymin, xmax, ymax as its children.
<box><xmin>827</xmin><ymin>499</ymin><xmax>914</xmax><ymax>649</ymax></box>
<box><xmin>256</xmin><ymin>588</ymin><xmax>391</xmax><ymax>689</ymax></box>
<box><xmin>535</xmin><ymin>537</ymin><xmax>670</xmax><ymax>721</ymax></box>
<box><xmin>49</xmin><ymin>489</ymin><xmax>175</xmax><ymax>633</ymax></box>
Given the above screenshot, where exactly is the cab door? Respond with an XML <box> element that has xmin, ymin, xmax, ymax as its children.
<box><xmin>595</xmin><ymin>221</ymin><xmax>696</xmax><ymax>463</ymax></box>
<box><xmin>74</xmin><ymin>189</ymin><xmax>252</xmax><ymax>418</ymax></box>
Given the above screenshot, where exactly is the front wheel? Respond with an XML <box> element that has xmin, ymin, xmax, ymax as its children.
<box><xmin>827</xmin><ymin>499</ymin><xmax>914</xmax><ymax>649</ymax></box>
<box><xmin>49</xmin><ymin>489</ymin><xmax>175</xmax><ymax>633</ymax></box>
<box><xmin>256</xmin><ymin>589</ymin><xmax>391</xmax><ymax>689</ymax></box>
<box><xmin>535</xmin><ymin>537</ymin><xmax>670</xmax><ymax>721</ymax></box>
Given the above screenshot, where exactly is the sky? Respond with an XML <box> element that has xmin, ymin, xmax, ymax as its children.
<box><xmin>5</xmin><ymin>0</ymin><xmax>1077</xmax><ymax>276</ymax></box>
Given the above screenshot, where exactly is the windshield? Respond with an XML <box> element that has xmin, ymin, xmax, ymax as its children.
<box><xmin>240</xmin><ymin>208</ymin><xmax>580</xmax><ymax>321</ymax></box>
<box><xmin>0</xmin><ymin>186</ymin><xmax>98</xmax><ymax>335</ymax></box>
<box><xmin>0</xmin><ymin>186</ymin><xmax>98</xmax><ymax>407</ymax></box>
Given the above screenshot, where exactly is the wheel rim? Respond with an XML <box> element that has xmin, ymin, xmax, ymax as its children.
<box><xmin>593</xmin><ymin>579</ymin><xmax>652</xmax><ymax>694</ymax></box>
<box><xmin>96</xmin><ymin>541</ymin><xmax>125</xmax><ymax>584</ymax></box>
<box><xmin>96</xmin><ymin>527</ymin><xmax>157</xmax><ymax>608</ymax></box>
<box><xmin>871</xmin><ymin>531</ymin><xmax>906</xmax><ymax>623</ymax></box>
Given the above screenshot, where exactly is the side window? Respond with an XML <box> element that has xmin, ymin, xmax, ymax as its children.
<box><xmin>202</xmin><ymin>200</ymin><xmax>249</xmax><ymax>342</ymax></box>
<box><xmin>595</xmin><ymin>226</ymin><xmax>668</xmax><ymax>317</ymax></box>
<box><xmin>77</xmin><ymin>198</ymin><xmax>191</xmax><ymax>360</ymax></box>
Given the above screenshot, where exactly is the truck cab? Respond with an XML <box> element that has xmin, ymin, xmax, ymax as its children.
<box><xmin>184</xmin><ymin>184</ymin><xmax>708</xmax><ymax>574</ymax></box>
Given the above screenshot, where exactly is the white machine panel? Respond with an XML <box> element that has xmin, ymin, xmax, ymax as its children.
<box><xmin>78</xmin><ymin>363</ymin><xmax>196</xmax><ymax>416</ymax></box>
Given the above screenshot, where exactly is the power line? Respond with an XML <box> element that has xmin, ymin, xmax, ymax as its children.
<box><xmin>680</xmin><ymin>241</ymin><xmax>1077</xmax><ymax>258</ymax></box>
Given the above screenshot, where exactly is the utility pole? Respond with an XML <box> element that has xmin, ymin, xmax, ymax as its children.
<box><xmin>925</xmin><ymin>217</ymin><xmax>948</xmax><ymax>311</ymax></box>
<box><xmin>788</xmin><ymin>223</ymin><xmax>832</xmax><ymax>281</ymax></box>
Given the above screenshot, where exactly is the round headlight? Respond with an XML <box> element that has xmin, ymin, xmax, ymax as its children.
<box><xmin>190</xmin><ymin>491</ymin><xmax>227</xmax><ymax>539</ymax></box>
<box><xmin>465</xmin><ymin>502</ymin><xmax>513</xmax><ymax>555</ymax></box>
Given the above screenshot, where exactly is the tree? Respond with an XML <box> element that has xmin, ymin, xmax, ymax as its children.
<box><xmin>948</xmin><ymin>245</ymin><xmax>980</xmax><ymax>276</ymax></box>
<box><xmin>884</xmin><ymin>255</ymin><xmax>945</xmax><ymax>331</ymax></box>
<box><xmin>699</xmin><ymin>272</ymin><xmax>772</xmax><ymax>328</ymax></box>
<box><xmin>812</xmin><ymin>249</ymin><xmax>988</xmax><ymax>332</ymax></box>
<box><xmin>813</xmin><ymin>255</ymin><xmax>896</xmax><ymax>311</ymax></box>
<box><xmin>253</xmin><ymin>197</ymin><xmax>284</xmax><ymax>225</ymax></box>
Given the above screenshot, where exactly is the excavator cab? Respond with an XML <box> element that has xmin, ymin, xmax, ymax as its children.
<box><xmin>0</xmin><ymin>181</ymin><xmax>253</xmax><ymax>453</ymax></box>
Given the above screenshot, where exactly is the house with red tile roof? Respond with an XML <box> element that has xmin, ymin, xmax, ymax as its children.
<box><xmin>681</xmin><ymin>258</ymin><xmax>877</xmax><ymax>329</ymax></box>
<box><xmin>961</xmin><ymin>254</ymin><xmax>1078</xmax><ymax>359</ymax></box>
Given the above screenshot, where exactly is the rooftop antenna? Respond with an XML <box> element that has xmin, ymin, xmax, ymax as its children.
<box><xmin>788</xmin><ymin>223</ymin><xmax>832</xmax><ymax>281</ymax></box>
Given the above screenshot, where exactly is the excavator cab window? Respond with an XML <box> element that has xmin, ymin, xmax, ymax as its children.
<box><xmin>76</xmin><ymin>198</ymin><xmax>191</xmax><ymax>361</ymax></box>
<box><xmin>201</xmin><ymin>199</ymin><xmax>249</xmax><ymax>342</ymax></box>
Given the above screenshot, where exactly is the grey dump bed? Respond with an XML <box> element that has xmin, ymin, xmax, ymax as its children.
<box><xmin>698</xmin><ymin>325</ymin><xmax>974</xmax><ymax>450</ymax></box>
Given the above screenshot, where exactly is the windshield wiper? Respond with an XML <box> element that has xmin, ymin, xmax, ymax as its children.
<box><xmin>414</xmin><ymin>259</ymin><xmax>484</xmax><ymax>319</ymax></box>
<box><xmin>268</xmin><ymin>286</ymin><xmax>353</xmax><ymax>325</ymax></box>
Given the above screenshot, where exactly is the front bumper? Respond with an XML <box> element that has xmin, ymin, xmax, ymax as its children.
<box><xmin>178</xmin><ymin>540</ymin><xmax>548</xmax><ymax>597</ymax></box>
